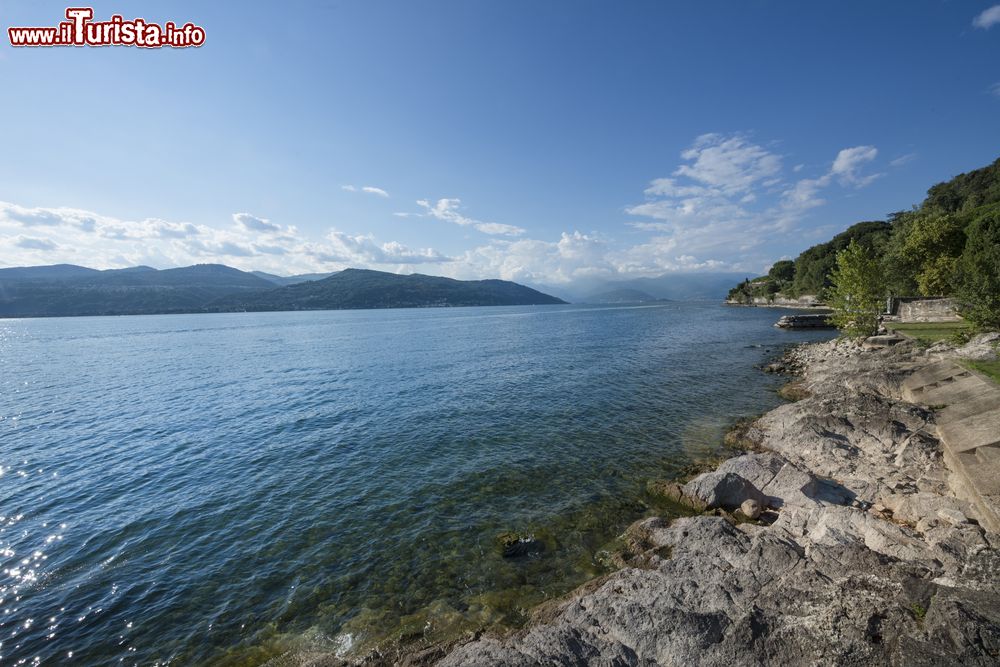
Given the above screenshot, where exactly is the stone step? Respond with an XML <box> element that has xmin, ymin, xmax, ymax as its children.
<box><xmin>902</xmin><ymin>361</ymin><xmax>970</xmax><ymax>401</ymax></box>
<box><xmin>911</xmin><ymin>375</ymin><xmax>990</xmax><ymax>407</ymax></box>
<box><xmin>940</xmin><ymin>389</ymin><xmax>1000</xmax><ymax>423</ymax></box>
<box><xmin>957</xmin><ymin>450</ymin><xmax>1000</xmax><ymax>497</ymax></box>
<box><xmin>947</xmin><ymin>450</ymin><xmax>1000</xmax><ymax>531</ymax></box>
<box><xmin>938</xmin><ymin>407</ymin><xmax>1000</xmax><ymax>454</ymax></box>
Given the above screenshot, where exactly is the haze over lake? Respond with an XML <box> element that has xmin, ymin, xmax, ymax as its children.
<box><xmin>0</xmin><ymin>303</ymin><xmax>833</xmax><ymax>663</ymax></box>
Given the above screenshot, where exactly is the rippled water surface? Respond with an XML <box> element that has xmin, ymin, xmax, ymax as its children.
<box><xmin>0</xmin><ymin>303</ymin><xmax>833</xmax><ymax>664</ymax></box>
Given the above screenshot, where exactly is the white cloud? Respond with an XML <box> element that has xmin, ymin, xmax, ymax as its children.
<box><xmin>342</xmin><ymin>184</ymin><xmax>390</xmax><ymax>198</ymax></box>
<box><xmin>778</xmin><ymin>177</ymin><xmax>828</xmax><ymax>212</ymax></box>
<box><xmin>233</xmin><ymin>212</ymin><xmax>281</xmax><ymax>233</ymax></box>
<box><xmin>623</xmin><ymin>134</ymin><xmax>884</xmax><ymax>271</ymax></box>
<box><xmin>642</xmin><ymin>178</ymin><xmax>712</xmax><ymax>199</ymax></box>
<box><xmin>673</xmin><ymin>133</ymin><xmax>782</xmax><ymax>194</ymax></box>
<box><xmin>0</xmin><ymin>132</ymin><xmax>890</xmax><ymax>287</ymax></box>
<box><xmin>0</xmin><ymin>200</ymin><xmax>449</xmax><ymax>274</ymax></box>
<box><xmin>889</xmin><ymin>153</ymin><xmax>917</xmax><ymax>168</ymax></box>
<box><xmin>973</xmin><ymin>4</ymin><xmax>1000</xmax><ymax>28</ymax></box>
<box><xmin>361</xmin><ymin>186</ymin><xmax>389</xmax><ymax>198</ymax></box>
<box><xmin>780</xmin><ymin>144</ymin><xmax>881</xmax><ymax>212</ymax></box>
<box><xmin>991</xmin><ymin>82</ymin><xmax>1000</xmax><ymax>98</ymax></box>
<box><xmin>441</xmin><ymin>231</ymin><xmax>735</xmax><ymax>286</ymax></box>
<box><xmin>416</xmin><ymin>198</ymin><xmax>526</xmax><ymax>236</ymax></box>
<box><xmin>443</xmin><ymin>232</ymin><xmax>616</xmax><ymax>284</ymax></box>
<box><xmin>15</xmin><ymin>236</ymin><xmax>58</xmax><ymax>251</ymax></box>
<box><xmin>319</xmin><ymin>231</ymin><xmax>450</xmax><ymax>265</ymax></box>
<box><xmin>830</xmin><ymin>145</ymin><xmax>880</xmax><ymax>186</ymax></box>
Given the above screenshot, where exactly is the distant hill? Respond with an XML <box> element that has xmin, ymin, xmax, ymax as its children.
<box><xmin>0</xmin><ymin>264</ymin><xmax>276</xmax><ymax>317</ymax></box>
<box><xmin>0</xmin><ymin>265</ymin><xmax>564</xmax><ymax>317</ymax></box>
<box><xmin>212</xmin><ymin>268</ymin><xmax>566</xmax><ymax>312</ymax></box>
<box><xmin>582</xmin><ymin>288</ymin><xmax>660</xmax><ymax>304</ymax></box>
<box><xmin>251</xmin><ymin>270</ymin><xmax>336</xmax><ymax>286</ymax></box>
<box><xmin>0</xmin><ymin>263</ymin><xmax>101</xmax><ymax>282</ymax></box>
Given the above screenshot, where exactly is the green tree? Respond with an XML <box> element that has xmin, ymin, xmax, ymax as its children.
<box><xmin>728</xmin><ymin>277</ymin><xmax>758</xmax><ymax>304</ymax></box>
<box><xmin>767</xmin><ymin>260</ymin><xmax>795</xmax><ymax>283</ymax></box>
<box><xmin>954</xmin><ymin>210</ymin><xmax>1000</xmax><ymax>330</ymax></box>
<box><xmin>789</xmin><ymin>221</ymin><xmax>890</xmax><ymax>296</ymax></box>
<box><xmin>892</xmin><ymin>211</ymin><xmax>965</xmax><ymax>296</ymax></box>
<box><xmin>827</xmin><ymin>239</ymin><xmax>886</xmax><ymax>338</ymax></box>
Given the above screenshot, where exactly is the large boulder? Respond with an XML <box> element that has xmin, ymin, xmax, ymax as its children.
<box><xmin>682</xmin><ymin>471</ymin><xmax>766</xmax><ymax>512</ymax></box>
<box><xmin>956</xmin><ymin>332</ymin><xmax>1000</xmax><ymax>361</ymax></box>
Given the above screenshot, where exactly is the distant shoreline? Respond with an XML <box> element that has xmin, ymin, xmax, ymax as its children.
<box><xmin>723</xmin><ymin>299</ymin><xmax>831</xmax><ymax>311</ymax></box>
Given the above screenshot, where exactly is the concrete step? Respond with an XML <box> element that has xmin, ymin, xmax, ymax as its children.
<box><xmin>938</xmin><ymin>407</ymin><xmax>1000</xmax><ymax>454</ymax></box>
<box><xmin>912</xmin><ymin>375</ymin><xmax>991</xmax><ymax>407</ymax></box>
<box><xmin>903</xmin><ymin>360</ymin><xmax>969</xmax><ymax>398</ymax></box>
<box><xmin>946</xmin><ymin>450</ymin><xmax>1000</xmax><ymax>531</ymax></box>
<box><xmin>940</xmin><ymin>389</ymin><xmax>1000</xmax><ymax>423</ymax></box>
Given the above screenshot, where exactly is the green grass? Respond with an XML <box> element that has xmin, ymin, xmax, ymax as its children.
<box><xmin>963</xmin><ymin>359</ymin><xmax>1000</xmax><ymax>385</ymax></box>
<box><xmin>890</xmin><ymin>320</ymin><xmax>973</xmax><ymax>344</ymax></box>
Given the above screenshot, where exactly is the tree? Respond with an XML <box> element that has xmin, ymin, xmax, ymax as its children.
<box><xmin>789</xmin><ymin>221</ymin><xmax>890</xmax><ymax>296</ymax></box>
<box><xmin>767</xmin><ymin>260</ymin><xmax>795</xmax><ymax>283</ymax></box>
<box><xmin>890</xmin><ymin>211</ymin><xmax>965</xmax><ymax>296</ymax></box>
<box><xmin>826</xmin><ymin>239</ymin><xmax>886</xmax><ymax>338</ymax></box>
<box><xmin>727</xmin><ymin>278</ymin><xmax>753</xmax><ymax>304</ymax></box>
<box><xmin>954</xmin><ymin>209</ymin><xmax>1000</xmax><ymax>330</ymax></box>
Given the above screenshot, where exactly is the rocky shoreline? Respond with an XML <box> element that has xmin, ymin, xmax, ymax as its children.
<box><xmin>274</xmin><ymin>336</ymin><xmax>1000</xmax><ymax>666</ymax></box>
<box><xmin>432</xmin><ymin>337</ymin><xmax>1000</xmax><ymax>665</ymax></box>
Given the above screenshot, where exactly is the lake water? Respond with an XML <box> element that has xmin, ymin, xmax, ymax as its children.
<box><xmin>0</xmin><ymin>303</ymin><xmax>833</xmax><ymax>664</ymax></box>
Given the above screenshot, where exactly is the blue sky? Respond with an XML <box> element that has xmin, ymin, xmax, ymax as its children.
<box><xmin>1</xmin><ymin>0</ymin><xmax>999</xmax><ymax>286</ymax></box>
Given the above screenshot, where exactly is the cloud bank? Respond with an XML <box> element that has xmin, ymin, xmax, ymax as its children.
<box><xmin>1</xmin><ymin>132</ymin><xmax>888</xmax><ymax>286</ymax></box>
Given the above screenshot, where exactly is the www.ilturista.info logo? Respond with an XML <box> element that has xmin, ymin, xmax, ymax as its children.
<box><xmin>7</xmin><ymin>7</ymin><xmax>205</xmax><ymax>48</ymax></box>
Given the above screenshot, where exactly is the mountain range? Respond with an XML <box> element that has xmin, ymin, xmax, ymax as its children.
<box><xmin>0</xmin><ymin>263</ymin><xmax>751</xmax><ymax>318</ymax></box>
<box><xmin>0</xmin><ymin>264</ymin><xmax>563</xmax><ymax>317</ymax></box>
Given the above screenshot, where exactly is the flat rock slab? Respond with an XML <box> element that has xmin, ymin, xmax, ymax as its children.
<box><xmin>863</xmin><ymin>335</ymin><xmax>906</xmax><ymax>349</ymax></box>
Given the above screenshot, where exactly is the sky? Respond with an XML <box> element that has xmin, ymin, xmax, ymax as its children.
<box><xmin>1</xmin><ymin>0</ymin><xmax>999</xmax><ymax>288</ymax></box>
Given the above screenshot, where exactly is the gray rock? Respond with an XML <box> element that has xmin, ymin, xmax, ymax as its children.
<box><xmin>956</xmin><ymin>332</ymin><xmax>1000</xmax><ymax>361</ymax></box>
<box><xmin>937</xmin><ymin>507</ymin><xmax>969</xmax><ymax>526</ymax></box>
<box><xmin>682</xmin><ymin>472</ymin><xmax>766</xmax><ymax>512</ymax></box>
<box><xmin>739</xmin><ymin>498</ymin><xmax>761</xmax><ymax>519</ymax></box>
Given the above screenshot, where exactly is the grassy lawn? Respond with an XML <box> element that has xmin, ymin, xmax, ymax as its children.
<box><xmin>890</xmin><ymin>320</ymin><xmax>973</xmax><ymax>344</ymax></box>
<box><xmin>963</xmin><ymin>359</ymin><xmax>1000</xmax><ymax>385</ymax></box>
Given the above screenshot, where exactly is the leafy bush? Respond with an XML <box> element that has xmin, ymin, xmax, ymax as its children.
<box><xmin>826</xmin><ymin>240</ymin><xmax>886</xmax><ymax>338</ymax></box>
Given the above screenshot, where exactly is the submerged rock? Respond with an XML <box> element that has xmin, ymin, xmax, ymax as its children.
<box><xmin>494</xmin><ymin>531</ymin><xmax>544</xmax><ymax>559</ymax></box>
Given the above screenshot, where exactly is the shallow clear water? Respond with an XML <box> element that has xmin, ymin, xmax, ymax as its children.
<box><xmin>0</xmin><ymin>303</ymin><xmax>833</xmax><ymax>664</ymax></box>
